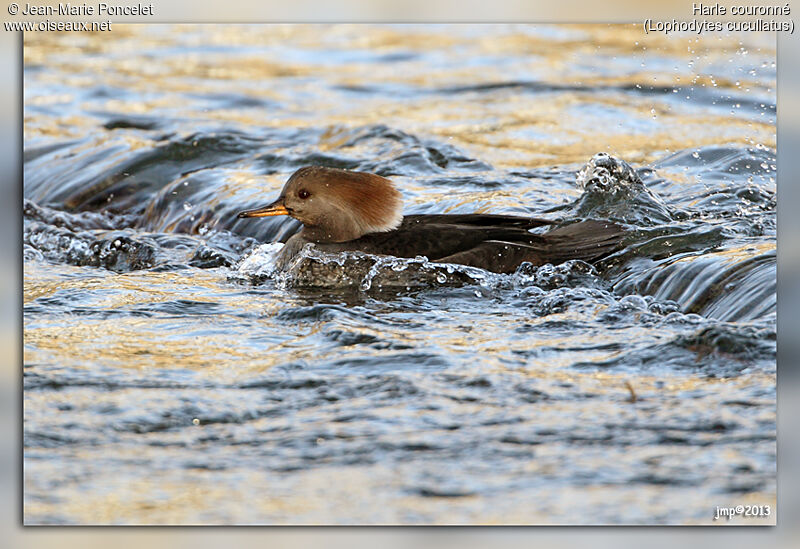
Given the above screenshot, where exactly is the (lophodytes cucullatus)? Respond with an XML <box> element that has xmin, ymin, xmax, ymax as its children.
<box><xmin>237</xmin><ymin>166</ymin><xmax>625</xmax><ymax>273</ymax></box>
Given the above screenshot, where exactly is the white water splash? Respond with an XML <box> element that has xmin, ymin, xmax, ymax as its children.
<box><xmin>231</xmin><ymin>240</ymin><xmax>607</xmax><ymax>295</ymax></box>
<box><xmin>234</xmin><ymin>242</ymin><xmax>285</xmax><ymax>280</ymax></box>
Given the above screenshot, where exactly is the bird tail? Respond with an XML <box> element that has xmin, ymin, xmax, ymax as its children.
<box><xmin>540</xmin><ymin>220</ymin><xmax>627</xmax><ymax>265</ymax></box>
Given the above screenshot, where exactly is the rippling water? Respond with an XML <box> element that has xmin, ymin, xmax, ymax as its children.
<box><xmin>23</xmin><ymin>25</ymin><xmax>776</xmax><ymax>524</ymax></box>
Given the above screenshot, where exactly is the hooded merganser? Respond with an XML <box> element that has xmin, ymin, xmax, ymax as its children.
<box><xmin>237</xmin><ymin>166</ymin><xmax>625</xmax><ymax>273</ymax></box>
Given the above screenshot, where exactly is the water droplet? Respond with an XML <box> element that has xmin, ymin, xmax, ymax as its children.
<box><xmin>692</xmin><ymin>151</ymin><xmax>700</xmax><ymax>159</ymax></box>
<box><xmin>183</xmin><ymin>202</ymin><xmax>192</xmax><ymax>211</ymax></box>
<box><xmin>192</xmin><ymin>418</ymin><xmax>200</xmax><ymax>426</ymax></box>
<box><xmin>436</xmin><ymin>273</ymin><xmax>447</xmax><ymax>284</ymax></box>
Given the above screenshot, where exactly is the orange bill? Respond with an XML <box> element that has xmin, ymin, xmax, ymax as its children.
<box><xmin>237</xmin><ymin>199</ymin><xmax>289</xmax><ymax>218</ymax></box>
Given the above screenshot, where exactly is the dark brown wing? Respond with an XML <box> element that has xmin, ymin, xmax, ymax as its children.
<box><xmin>344</xmin><ymin>215</ymin><xmax>550</xmax><ymax>261</ymax></box>
<box><xmin>435</xmin><ymin>220</ymin><xmax>626</xmax><ymax>273</ymax></box>
<box><xmin>334</xmin><ymin>215</ymin><xmax>625</xmax><ymax>273</ymax></box>
<box><xmin>400</xmin><ymin>214</ymin><xmax>553</xmax><ymax>230</ymax></box>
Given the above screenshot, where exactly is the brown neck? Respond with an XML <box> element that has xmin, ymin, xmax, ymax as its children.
<box><xmin>299</xmin><ymin>209</ymin><xmax>401</xmax><ymax>243</ymax></box>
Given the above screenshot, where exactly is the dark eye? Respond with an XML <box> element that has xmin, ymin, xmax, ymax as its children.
<box><xmin>298</xmin><ymin>189</ymin><xmax>310</xmax><ymax>199</ymax></box>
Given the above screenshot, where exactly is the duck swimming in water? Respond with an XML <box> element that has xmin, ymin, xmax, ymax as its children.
<box><xmin>237</xmin><ymin>166</ymin><xmax>625</xmax><ymax>274</ymax></box>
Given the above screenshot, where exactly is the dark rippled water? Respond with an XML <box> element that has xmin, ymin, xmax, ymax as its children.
<box><xmin>23</xmin><ymin>25</ymin><xmax>776</xmax><ymax>524</ymax></box>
